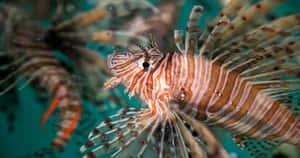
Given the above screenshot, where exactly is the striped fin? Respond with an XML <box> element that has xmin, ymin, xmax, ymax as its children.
<box><xmin>174</xmin><ymin>30</ymin><xmax>185</xmax><ymax>53</ymax></box>
<box><xmin>0</xmin><ymin>53</ymin><xmax>60</xmax><ymax>95</ymax></box>
<box><xmin>221</xmin><ymin>39</ymin><xmax>300</xmax><ymax>76</ymax></box>
<box><xmin>80</xmin><ymin>108</ymin><xmax>190</xmax><ymax>158</ymax></box>
<box><xmin>199</xmin><ymin>16</ymin><xmax>230</xmax><ymax>58</ymax></box>
<box><xmin>213</xmin><ymin>14</ymin><xmax>300</xmax><ymax>61</ymax></box>
<box><xmin>197</xmin><ymin>0</ymin><xmax>249</xmax><ymax>53</ymax></box>
<box><xmin>177</xmin><ymin>111</ymin><xmax>231</xmax><ymax>158</ymax></box>
<box><xmin>185</xmin><ymin>6</ymin><xmax>203</xmax><ymax>55</ymax></box>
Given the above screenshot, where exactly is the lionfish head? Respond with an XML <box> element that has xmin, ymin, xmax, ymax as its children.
<box><xmin>107</xmin><ymin>47</ymin><xmax>164</xmax><ymax>73</ymax></box>
<box><xmin>105</xmin><ymin>45</ymin><xmax>164</xmax><ymax>89</ymax></box>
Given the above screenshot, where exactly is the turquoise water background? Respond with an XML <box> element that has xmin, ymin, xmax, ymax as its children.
<box><xmin>0</xmin><ymin>0</ymin><xmax>300</xmax><ymax>158</ymax></box>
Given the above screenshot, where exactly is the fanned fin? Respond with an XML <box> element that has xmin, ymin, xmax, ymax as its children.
<box><xmin>213</xmin><ymin>14</ymin><xmax>300</xmax><ymax>61</ymax></box>
<box><xmin>219</xmin><ymin>0</ymin><xmax>286</xmax><ymax>43</ymax></box>
<box><xmin>80</xmin><ymin>108</ymin><xmax>190</xmax><ymax>158</ymax></box>
<box><xmin>0</xmin><ymin>56</ymin><xmax>59</xmax><ymax>95</ymax></box>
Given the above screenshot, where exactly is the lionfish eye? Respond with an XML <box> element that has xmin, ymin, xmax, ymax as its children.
<box><xmin>142</xmin><ymin>61</ymin><xmax>150</xmax><ymax>69</ymax></box>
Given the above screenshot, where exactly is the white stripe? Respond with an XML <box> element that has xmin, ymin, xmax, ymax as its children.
<box><xmin>290</xmin><ymin>126</ymin><xmax>300</xmax><ymax>144</ymax></box>
<box><xmin>270</xmin><ymin>109</ymin><xmax>292</xmax><ymax>136</ymax></box>
<box><xmin>190</xmin><ymin>56</ymin><xmax>201</xmax><ymax>117</ymax></box>
<box><xmin>190</xmin><ymin>56</ymin><xmax>203</xmax><ymax>104</ymax></box>
<box><xmin>272</xmin><ymin>110</ymin><xmax>295</xmax><ymax>142</ymax></box>
<box><xmin>180</xmin><ymin>55</ymin><xmax>189</xmax><ymax>90</ymax></box>
<box><xmin>259</xmin><ymin>104</ymin><xmax>284</xmax><ymax>138</ymax></box>
<box><xmin>240</xmin><ymin>98</ymin><xmax>273</xmax><ymax>135</ymax></box>
<box><xmin>182</xmin><ymin>56</ymin><xmax>195</xmax><ymax>112</ymax></box>
<box><xmin>195</xmin><ymin>56</ymin><xmax>211</xmax><ymax>106</ymax></box>
<box><xmin>277</xmin><ymin>118</ymin><xmax>297</xmax><ymax>143</ymax></box>
<box><xmin>132</xmin><ymin>73</ymin><xmax>147</xmax><ymax>94</ymax></box>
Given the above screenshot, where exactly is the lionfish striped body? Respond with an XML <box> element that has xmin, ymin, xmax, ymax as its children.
<box><xmin>105</xmin><ymin>44</ymin><xmax>299</xmax><ymax>145</ymax></box>
<box><xmin>82</xmin><ymin>0</ymin><xmax>300</xmax><ymax>157</ymax></box>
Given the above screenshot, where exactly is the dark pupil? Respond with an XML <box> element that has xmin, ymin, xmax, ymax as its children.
<box><xmin>142</xmin><ymin>62</ymin><xmax>150</xmax><ymax>69</ymax></box>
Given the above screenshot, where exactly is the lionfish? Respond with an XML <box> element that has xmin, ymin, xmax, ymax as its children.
<box><xmin>81</xmin><ymin>0</ymin><xmax>300</xmax><ymax>157</ymax></box>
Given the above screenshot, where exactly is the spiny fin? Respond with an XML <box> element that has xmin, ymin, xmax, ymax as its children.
<box><xmin>174</xmin><ymin>30</ymin><xmax>185</xmax><ymax>53</ymax></box>
<box><xmin>185</xmin><ymin>5</ymin><xmax>203</xmax><ymax>55</ymax></box>
<box><xmin>80</xmin><ymin>108</ymin><xmax>189</xmax><ymax>158</ymax></box>
<box><xmin>219</xmin><ymin>0</ymin><xmax>286</xmax><ymax>43</ymax></box>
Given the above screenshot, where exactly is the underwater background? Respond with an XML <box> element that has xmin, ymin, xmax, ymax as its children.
<box><xmin>0</xmin><ymin>0</ymin><xmax>299</xmax><ymax>158</ymax></box>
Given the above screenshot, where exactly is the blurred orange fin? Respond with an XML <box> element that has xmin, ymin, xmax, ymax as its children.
<box><xmin>40</xmin><ymin>97</ymin><xmax>60</xmax><ymax>130</ymax></box>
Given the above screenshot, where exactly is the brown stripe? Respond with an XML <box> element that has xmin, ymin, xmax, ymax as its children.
<box><xmin>175</xmin><ymin>38</ymin><xmax>183</xmax><ymax>44</ymax></box>
<box><xmin>206</xmin><ymin>73</ymin><xmax>247</xmax><ymax>125</ymax></box>
<box><xmin>197</xmin><ymin>60</ymin><xmax>220</xmax><ymax>113</ymax></box>
<box><xmin>186</xmin><ymin>26</ymin><xmax>201</xmax><ymax>33</ymax></box>
<box><xmin>188</xmin><ymin>18</ymin><xmax>199</xmax><ymax>22</ymax></box>
<box><xmin>251</xmin><ymin>101</ymin><xmax>281</xmax><ymax>138</ymax></box>
<box><xmin>208</xmin><ymin>70</ymin><xmax>239</xmax><ymax>113</ymax></box>
<box><xmin>194</xmin><ymin>7</ymin><xmax>203</xmax><ymax>13</ymax></box>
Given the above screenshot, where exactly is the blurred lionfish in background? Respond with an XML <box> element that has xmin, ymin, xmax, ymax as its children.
<box><xmin>81</xmin><ymin>0</ymin><xmax>300</xmax><ymax>158</ymax></box>
<box><xmin>0</xmin><ymin>0</ymin><xmax>158</xmax><ymax>152</ymax></box>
